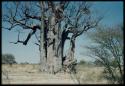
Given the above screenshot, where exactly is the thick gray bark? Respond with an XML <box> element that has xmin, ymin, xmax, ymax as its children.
<box><xmin>40</xmin><ymin>3</ymin><xmax>62</xmax><ymax>73</ymax></box>
<box><xmin>48</xmin><ymin>15</ymin><xmax>62</xmax><ymax>73</ymax></box>
<box><xmin>39</xmin><ymin>2</ymin><xmax>76</xmax><ymax>74</ymax></box>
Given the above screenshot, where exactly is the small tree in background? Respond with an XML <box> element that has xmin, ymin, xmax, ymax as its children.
<box><xmin>86</xmin><ymin>24</ymin><xmax>123</xmax><ymax>84</ymax></box>
<box><xmin>78</xmin><ymin>60</ymin><xmax>86</xmax><ymax>65</ymax></box>
<box><xmin>20</xmin><ymin>61</ymin><xmax>29</xmax><ymax>64</ymax></box>
<box><xmin>2</xmin><ymin>54</ymin><xmax>17</xmax><ymax>64</ymax></box>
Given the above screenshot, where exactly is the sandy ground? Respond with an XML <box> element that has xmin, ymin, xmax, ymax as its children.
<box><xmin>2</xmin><ymin>64</ymin><xmax>108</xmax><ymax>84</ymax></box>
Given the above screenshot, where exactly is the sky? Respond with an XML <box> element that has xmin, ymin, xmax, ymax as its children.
<box><xmin>2</xmin><ymin>1</ymin><xmax>123</xmax><ymax>63</ymax></box>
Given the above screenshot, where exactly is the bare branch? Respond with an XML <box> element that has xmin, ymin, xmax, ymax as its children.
<box><xmin>60</xmin><ymin>1</ymin><xmax>68</xmax><ymax>10</ymax></box>
<box><xmin>23</xmin><ymin>29</ymin><xmax>36</xmax><ymax>45</ymax></box>
<box><xmin>35</xmin><ymin>33</ymin><xmax>40</xmax><ymax>43</ymax></box>
<box><xmin>47</xmin><ymin>1</ymin><xmax>55</xmax><ymax>13</ymax></box>
<box><xmin>24</xmin><ymin>8</ymin><xmax>41</xmax><ymax>21</ymax></box>
<box><xmin>10</xmin><ymin>30</ymin><xmax>24</xmax><ymax>44</ymax></box>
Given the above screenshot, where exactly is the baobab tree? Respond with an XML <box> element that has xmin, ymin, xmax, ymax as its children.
<box><xmin>2</xmin><ymin>1</ymin><xmax>102</xmax><ymax>73</ymax></box>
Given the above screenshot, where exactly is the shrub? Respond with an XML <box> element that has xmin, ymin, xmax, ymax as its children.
<box><xmin>2</xmin><ymin>54</ymin><xmax>17</xmax><ymax>64</ymax></box>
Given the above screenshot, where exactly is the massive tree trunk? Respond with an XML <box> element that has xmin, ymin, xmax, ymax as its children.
<box><xmin>40</xmin><ymin>2</ymin><xmax>63</xmax><ymax>73</ymax></box>
<box><xmin>46</xmin><ymin>15</ymin><xmax>62</xmax><ymax>73</ymax></box>
<box><xmin>39</xmin><ymin>2</ymin><xmax>78</xmax><ymax>74</ymax></box>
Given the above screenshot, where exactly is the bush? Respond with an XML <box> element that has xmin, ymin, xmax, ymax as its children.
<box><xmin>20</xmin><ymin>62</ymin><xmax>29</xmax><ymax>64</ymax></box>
<box><xmin>93</xmin><ymin>59</ymin><xmax>103</xmax><ymax>66</ymax></box>
<box><xmin>2</xmin><ymin>54</ymin><xmax>17</xmax><ymax>64</ymax></box>
<box><xmin>78</xmin><ymin>60</ymin><xmax>86</xmax><ymax>65</ymax></box>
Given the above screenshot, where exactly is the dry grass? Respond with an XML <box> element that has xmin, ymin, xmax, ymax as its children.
<box><xmin>75</xmin><ymin>64</ymin><xmax>108</xmax><ymax>84</ymax></box>
<box><xmin>2</xmin><ymin>64</ymin><xmax>109</xmax><ymax>84</ymax></box>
